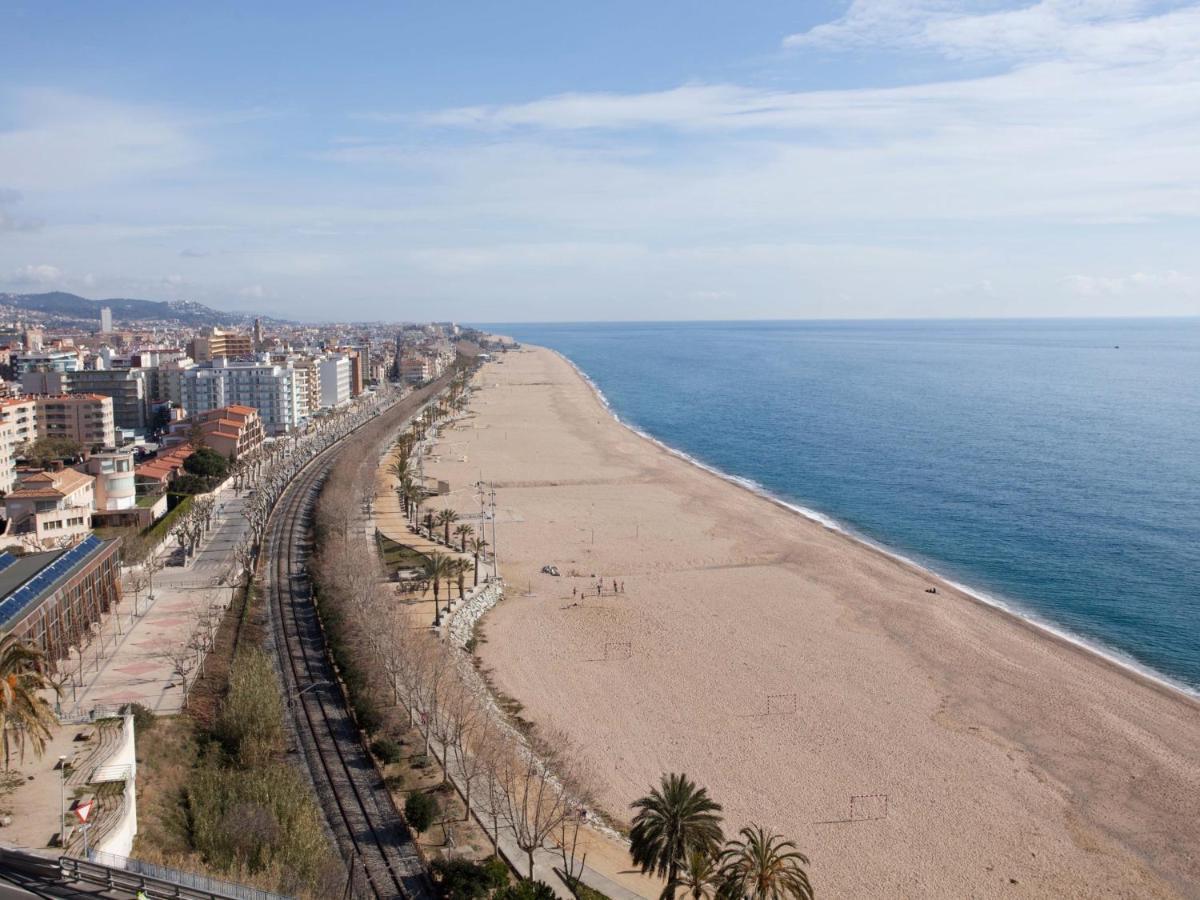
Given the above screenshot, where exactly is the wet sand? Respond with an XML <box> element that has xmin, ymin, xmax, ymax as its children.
<box><xmin>425</xmin><ymin>346</ymin><xmax>1200</xmax><ymax>898</ymax></box>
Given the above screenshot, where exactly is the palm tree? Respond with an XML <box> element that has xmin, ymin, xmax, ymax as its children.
<box><xmin>630</xmin><ymin>773</ymin><xmax>724</xmax><ymax>900</ymax></box>
<box><xmin>452</xmin><ymin>557</ymin><xmax>468</xmax><ymax>600</ymax></box>
<box><xmin>406</xmin><ymin>484</ymin><xmax>425</xmax><ymax>528</ymax></box>
<box><xmin>676</xmin><ymin>848</ymin><xmax>721</xmax><ymax>900</ymax></box>
<box><xmin>436</xmin><ymin>508</ymin><xmax>459</xmax><ymax>545</ymax></box>
<box><xmin>717</xmin><ymin>825</ymin><xmax>813</xmax><ymax>900</ymax></box>
<box><xmin>0</xmin><ymin>634</ymin><xmax>59</xmax><ymax>769</ymax></box>
<box><xmin>467</xmin><ymin>535</ymin><xmax>489</xmax><ymax>586</ymax></box>
<box><xmin>423</xmin><ymin>553</ymin><xmax>452</xmax><ymax>626</ymax></box>
<box><xmin>454</xmin><ymin>522</ymin><xmax>474</xmax><ymax>552</ymax></box>
<box><xmin>389</xmin><ymin>457</ymin><xmax>410</xmax><ymax>484</ymax></box>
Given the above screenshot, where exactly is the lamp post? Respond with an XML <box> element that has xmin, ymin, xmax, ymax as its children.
<box><xmin>58</xmin><ymin>754</ymin><xmax>67</xmax><ymax>848</ymax></box>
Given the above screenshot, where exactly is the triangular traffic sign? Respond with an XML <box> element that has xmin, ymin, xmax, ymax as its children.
<box><xmin>74</xmin><ymin>800</ymin><xmax>94</xmax><ymax>824</ymax></box>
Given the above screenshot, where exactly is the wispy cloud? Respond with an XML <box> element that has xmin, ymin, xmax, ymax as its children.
<box><xmin>0</xmin><ymin>89</ymin><xmax>201</xmax><ymax>192</ymax></box>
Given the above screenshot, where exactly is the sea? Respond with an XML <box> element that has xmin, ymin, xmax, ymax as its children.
<box><xmin>476</xmin><ymin>319</ymin><xmax>1200</xmax><ymax>696</ymax></box>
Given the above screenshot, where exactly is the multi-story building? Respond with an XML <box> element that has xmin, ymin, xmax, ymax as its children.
<box><xmin>398</xmin><ymin>355</ymin><xmax>434</xmax><ymax>384</ymax></box>
<box><xmin>156</xmin><ymin>357</ymin><xmax>197</xmax><ymax>407</ymax></box>
<box><xmin>83</xmin><ymin>449</ymin><xmax>136</xmax><ymax>512</ymax></box>
<box><xmin>36</xmin><ymin>394</ymin><xmax>116</xmax><ymax>449</ymax></box>
<box><xmin>290</xmin><ymin>356</ymin><xmax>322</xmax><ymax>419</ymax></box>
<box><xmin>3</xmin><ymin>466</ymin><xmax>95</xmax><ymax>548</ymax></box>
<box><xmin>99</xmin><ymin>307</ymin><xmax>113</xmax><ymax>333</ymax></box>
<box><xmin>20</xmin><ymin>370</ymin><xmax>71</xmax><ymax>395</ymax></box>
<box><xmin>0</xmin><ymin>535</ymin><xmax>122</xmax><ymax>666</ymax></box>
<box><xmin>0</xmin><ymin>397</ymin><xmax>39</xmax><ymax>449</ymax></box>
<box><xmin>187</xmin><ymin>328</ymin><xmax>253</xmax><ymax>363</ymax></box>
<box><xmin>0</xmin><ymin>419</ymin><xmax>17</xmax><ymax>496</ymax></box>
<box><xmin>14</xmin><ymin>350</ymin><xmax>80</xmax><ymax>377</ymax></box>
<box><xmin>318</xmin><ymin>354</ymin><xmax>351</xmax><ymax>408</ymax></box>
<box><xmin>180</xmin><ymin>358</ymin><xmax>301</xmax><ymax>435</ymax></box>
<box><xmin>164</xmin><ymin>404</ymin><xmax>265</xmax><ymax>461</ymax></box>
<box><xmin>68</xmin><ymin>368</ymin><xmax>150</xmax><ymax>433</ymax></box>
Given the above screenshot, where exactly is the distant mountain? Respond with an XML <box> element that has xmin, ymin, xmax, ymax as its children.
<box><xmin>0</xmin><ymin>291</ymin><xmax>277</xmax><ymax>327</ymax></box>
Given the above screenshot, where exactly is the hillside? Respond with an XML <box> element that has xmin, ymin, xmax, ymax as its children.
<box><xmin>0</xmin><ymin>291</ymin><xmax>274</xmax><ymax>327</ymax></box>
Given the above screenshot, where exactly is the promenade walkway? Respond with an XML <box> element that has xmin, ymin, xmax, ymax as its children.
<box><xmin>60</xmin><ymin>483</ymin><xmax>252</xmax><ymax>718</ymax></box>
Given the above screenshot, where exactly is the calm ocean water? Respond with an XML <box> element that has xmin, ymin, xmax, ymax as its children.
<box><xmin>477</xmin><ymin>319</ymin><xmax>1200</xmax><ymax>695</ymax></box>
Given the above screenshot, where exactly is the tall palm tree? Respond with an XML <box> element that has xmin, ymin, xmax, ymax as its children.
<box><xmin>436</xmin><ymin>508</ymin><xmax>459</xmax><ymax>545</ymax></box>
<box><xmin>423</xmin><ymin>553</ymin><xmax>452</xmax><ymax>626</ymax></box>
<box><xmin>454</xmin><ymin>522</ymin><xmax>474</xmax><ymax>552</ymax></box>
<box><xmin>676</xmin><ymin>848</ymin><xmax>721</xmax><ymax>900</ymax></box>
<box><xmin>467</xmin><ymin>536</ymin><xmax>489</xmax><ymax>586</ymax></box>
<box><xmin>406</xmin><ymin>485</ymin><xmax>425</xmax><ymax>528</ymax></box>
<box><xmin>630</xmin><ymin>773</ymin><xmax>724</xmax><ymax>900</ymax></box>
<box><xmin>389</xmin><ymin>457</ymin><xmax>410</xmax><ymax>484</ymax></box>
<box><xmin>0</xmin><ymin>634</ymin><xmax>59</xmax><ymax>769</ymax></box>
<box><xmin>717</xmin><ymin>825</ymin><xmax>813</xmax><ymax>900</ymax></box>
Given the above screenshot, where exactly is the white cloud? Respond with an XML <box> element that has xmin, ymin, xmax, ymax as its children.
<box><xmin>783</xmin><ymin>0</ymin><xmax>1199</xmax><ymax>64</ymax></box>
<box><xmin>1064</xmin><ymin>270</ymin><xmax>1196</xmax><ymax>296</ymax></box>
<box><xmin>8</xmin><ymin>263</ymin><xmax>63</xmax><ymax>286</ymax></box>
<box><xmin>0</xmin><ymin>89</ymin><xmax>201</xmax><ymax>192</ymax></box>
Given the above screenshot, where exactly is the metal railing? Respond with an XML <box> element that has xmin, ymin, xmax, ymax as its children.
<box><xmin>67</xmin><ymin>850</ymin><xmax>293</xmax><ymax>900</ymax></box>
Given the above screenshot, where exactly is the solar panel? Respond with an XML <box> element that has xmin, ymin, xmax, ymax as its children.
<box><xmin>0</xmin><ymin>554</ymin><xmax>17</xmax><ymax>575</ymax></box>
<box><xmin>0</xmin><ymin>536</ymin><xmax>106</xmax><ymax>628</ymax></box>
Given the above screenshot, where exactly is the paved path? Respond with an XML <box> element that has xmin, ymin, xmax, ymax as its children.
<box><xmin>58</xmin><ymin>486</ymin><xmax>252</xmax><ymax>718</ymax></box>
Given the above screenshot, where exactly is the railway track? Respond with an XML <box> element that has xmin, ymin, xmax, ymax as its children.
<box><xmin>264</xmin><ymin>387</ymin><xmax>450</xmax><ymax>900</ymax></box>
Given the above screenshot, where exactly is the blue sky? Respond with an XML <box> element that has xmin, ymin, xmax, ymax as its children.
<box><xmin>1</xmin><ymin>1</ymin><xmax>1198</xmax><ymax>322</ymax></box>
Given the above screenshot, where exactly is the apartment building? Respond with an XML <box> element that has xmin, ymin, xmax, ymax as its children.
<box><xmin>69</xmin><ymin>368</ymin><xmax>150</xmax><ymax>433</ymax></box>
<box><xmin>14</xmin><ymin>350</ymin><xmax>81</xmax><ymax>376</ymax></box>
<box><xmin>163</xmin><ymin>404</ymin><xmax>265</xmax><ymax>461</ymax></box>
<box><xmin>180</xmin><ymin>358</ymin><xmax>301</xmax><ymax>435</ymax></box>
<box><xmin>0</xmin><ymin>397</ymin><xmax>39</xmax><ymax>449</ymax></box>
<box><xmin>3</xmin><ymin>466</ymin><xmax>95</xmax><ymax>548</ymax></box>
<box><xmin>20</xmin><ymin>370</ymin><xmax>71</xmax><ymax>395</ymax></box>
<box><xmin>83</xmin><ymin>449</ymin><xmax>136</xmax><ymax>512</ymax></box>
<box><xmin>318</xmin><ymin>354</ymin><xmax>351</xmax><ymax>408</ymax></box>
<box><xmin>36</xmin><ymin>394</ymin><xmax>116</xmax><ymax>449</ymax></box>
<box><xmin>187</xmin><ymin>328</ymin><xmax>253</xmax><ymax>363</ymax></box>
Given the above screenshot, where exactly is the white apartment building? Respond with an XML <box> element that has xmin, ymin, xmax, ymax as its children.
<box><xmin>318</xmin><ymin>354</ymin><xmax>351</xmax><ymax>408</ymax></box>
<box><xmin>14</xmin><ymin>350</ymin><xmax>81</xmax><ymax>376</ymax></box>
<box><xmin>180</xmin><ymin>358</ymin><xmax>302</xmax><ymax>435</ymax></box>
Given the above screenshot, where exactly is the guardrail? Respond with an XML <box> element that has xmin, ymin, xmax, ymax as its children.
<box><xmin>64</xmin><ymin>851</ymin><xmax>293</xmax><ymax>900</ymax></box>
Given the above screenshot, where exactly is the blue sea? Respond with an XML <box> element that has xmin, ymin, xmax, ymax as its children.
<box><xmin>477</xmin><ymin>319</ymin><xmax>1200</xmax><ymax>695</ymax></box>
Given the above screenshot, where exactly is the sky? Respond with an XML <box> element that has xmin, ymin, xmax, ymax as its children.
<box><xmin>1</xmin><ymin>1</ymin><xmax>1198</xmax><ymax>323</ymax></box>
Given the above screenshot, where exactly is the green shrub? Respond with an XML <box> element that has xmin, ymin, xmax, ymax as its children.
<box><xmin>123</xmin><ymin>702</ymin><xmax>156</xmax><ymax>733</ymax></box>
<box><xmin>187</xmin><ymin>762</ymin><xmax>331</xmax><ymax>885</ymax></box>
<box><xmin>494</xmin><ymin>880</ymin><xmax>557</xmax><ymax>900</ymax></box>
<box><xmin>214</xmin><ymin>649</ymin><xmax>284</xmax><ymax>768</ymax></box>
<box><xmin>370</xmin><ymin>737</ymin><xmax>403</xmax><ymax>765</ymax></box>
<box><xmin>429</xmin><ymin>855</ymin><xmax>510</xmax><ymax>900</ymax></box>
<box><xmin>384</xmin><ymin>773</ymin><xmax>406</xmax><ymax>790</ymax></box>
<box><xmin>184</xmin><ymin>447</ymin><xmax>229</xmax><ymax>479</ymax></box>
<box><xmin>404</xmin><ymin>791</ymin><xmax>439</xmax><ymax>834</ymax></box>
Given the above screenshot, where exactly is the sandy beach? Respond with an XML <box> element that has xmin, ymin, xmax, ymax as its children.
<box><xmin>424</xmin><ymin>345</ymin><xmax>1200</xmax><ymax>898</ymax></box>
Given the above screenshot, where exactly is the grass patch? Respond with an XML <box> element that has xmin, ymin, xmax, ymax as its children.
<box><xmin>376</xmin><ymin>531</ymin><xmax>430</xmax><ymax>574</ymax></box>
<box><xmin>137</xmin><ymin>492</ymin><xmax>162</xmax><ymax>508</ymax></box>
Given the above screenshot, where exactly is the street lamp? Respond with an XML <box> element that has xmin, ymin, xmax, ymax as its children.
<box><xmin>58</xmin><ymin>754</ymin><xmax>67</xmax><ymax>848</ymax></box>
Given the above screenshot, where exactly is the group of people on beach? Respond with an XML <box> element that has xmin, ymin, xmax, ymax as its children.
<box><xmin>572</xmin><ymin>578</ymin><xmax>624</xmax><ymax>598</ymax></box>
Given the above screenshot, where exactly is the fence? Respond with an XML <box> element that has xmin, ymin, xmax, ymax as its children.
<box><xmin>73</xmin><ymin>850</ymin><xmax>293</xmax><ymax>900</ymax></box>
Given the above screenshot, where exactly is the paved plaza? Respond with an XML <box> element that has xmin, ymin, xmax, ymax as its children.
<box><xmin>58</xmin><ymin>484</ymin><xmax>253</xmax><ymax>719</ymax></box>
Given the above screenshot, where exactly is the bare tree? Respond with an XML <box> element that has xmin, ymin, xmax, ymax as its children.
<box><xmin>493</xmin><ymin>731</ymin><xmax>579</xmax><ymax>879</ymax></box>
<box><xmin>158</xmin><ymin>640</ymin><xmax>198</xmax><ymax>709</ymax></box>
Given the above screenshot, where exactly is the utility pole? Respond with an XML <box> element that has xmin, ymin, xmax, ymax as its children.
<box><xmin>489</xmin><ymin>482</ymin><xmax>499</xmax><ymax>580</ymax></box>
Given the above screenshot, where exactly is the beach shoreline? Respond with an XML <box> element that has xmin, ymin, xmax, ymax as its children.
<box><xmin>558</xmin><ymin>348</ymin><xmax>1200</xmax><ymax>709</ymax></box>
<box><xmin>427</xmin><ymin>344</ymin><xmax>1200</xmax><ymax>898</ymax></box>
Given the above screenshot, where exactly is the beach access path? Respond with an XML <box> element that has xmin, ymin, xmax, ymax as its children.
<box><xmin>421</xmin><ymin>346</ymin><xmax>1200</xmax><ymax>900</ymax></box>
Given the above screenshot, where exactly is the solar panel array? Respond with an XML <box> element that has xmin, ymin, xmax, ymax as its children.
<box><xmin>0</xmin><ymin>535</ymin><xmax>106</xmax><ymax>628</ymax></box>
<box><xmin>0</xmin><ymin>553</ymin><xmax>17</xmax><ymax>575</ymax></box>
